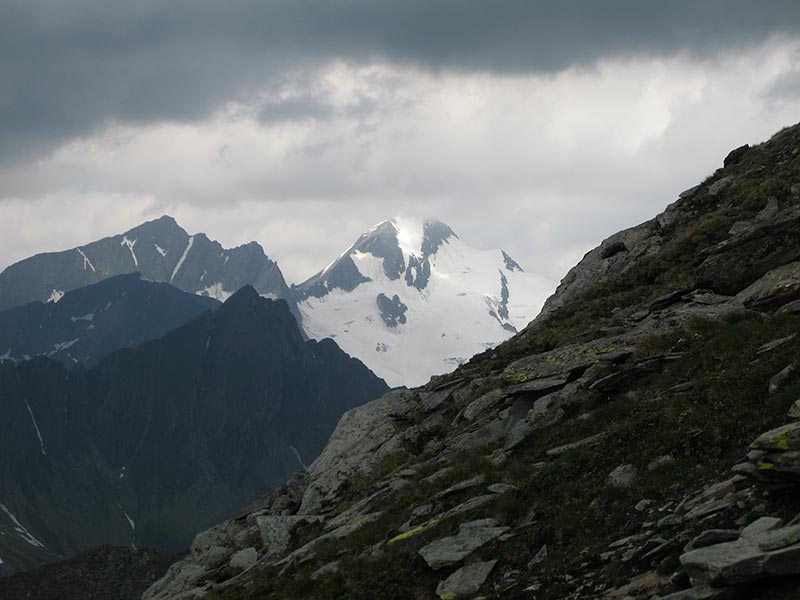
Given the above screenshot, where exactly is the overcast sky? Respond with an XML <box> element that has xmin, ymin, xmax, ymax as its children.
<box><xmin>1</xmin><ymin>1</ymin><xmax>800</xmax><ymax>285</ymax></box>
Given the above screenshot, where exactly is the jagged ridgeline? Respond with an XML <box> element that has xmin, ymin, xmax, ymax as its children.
<box><xmin>0</xmin><ymin>273</ymin><xmax>220</xmax><ymax>367</ymax></box>
<box><xmin>142</xmin><ymin>125</ymin><xmax>800</xmax><ymax>600</ymax></box>
<box><xmin>0</xmin><ymin>215</ymin><xmax>297</xmax><ymax>317</ymax></box>
<box><xmin>0</xmin><ymin>288</ymin><xmax>388</xmax><ymax>576</ymax></box>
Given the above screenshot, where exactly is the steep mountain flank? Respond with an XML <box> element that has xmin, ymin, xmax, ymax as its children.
<box><xmin>145</xmin><ymin>124</ymin><xmax>800</xmax><ymax>600</ymax></box>
<box><xmin>0</xmin><ymin>273</ymin><xmax>219</xmax><ymax>367</ymax></box>
<box><xmin>0</xmin><ymin>215</ymin><xmax>294</xmax><ymax>314</ymax></box>
<box><xmin>295</xmin><ymin>217</ymin><xmax>553</xmax><ymax>387</ymax></box>
<box><xmin>0</xmin><ymin>288</ymin><xmax>387</xmax><ymax>576</ymax></box>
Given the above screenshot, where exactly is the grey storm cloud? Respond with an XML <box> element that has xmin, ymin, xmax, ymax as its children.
<box><xmin>2</xmin><ymin>0</ymin><xmax>800</xmax><ymax>163</ymax></box>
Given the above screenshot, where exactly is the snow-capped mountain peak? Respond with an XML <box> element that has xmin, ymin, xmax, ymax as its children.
<box><xmin>295</xmin><ymin>217</ymin><xmax>555</xmax><ymax>387</ymax></box>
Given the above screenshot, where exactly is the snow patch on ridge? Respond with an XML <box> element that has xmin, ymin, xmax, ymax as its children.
<box><xmin>120</xmin><ymin>236</ymin><xmax>138</xmax><ymax>267</ymax></box>
<box><xmin>50</xmin><ymin>338</ymin><xmax>79</xmax><ymax>354</ymax></box>
<box><xmin>118</xmin><ymin>503</ymin><xmax>137</xmax><ymax>549</ymax></box>
<box><xmin>154</xmin><ymin>243</ymin><xmax>167</xmax><ymax>257</ymax></box>
<box><xmin>23</xmin><ymin>399</ymin><xmax>47</xmax><ymax>456</ymax></box>
<box><xmin>47</xmin><ymin>289</ymin><xmax>64</xmax><ymax>303</ymax></box>
<box><xmin>76</xmin><ymin>248</ymin><xmax>96</xmax><ymax>272</ymax></box>
<box><xmin>0</xmin><ymin>503</ymin><xmax>46</xmax><ymax>549</ymax></box>
<box><xmin>200</xmin><ymin>282</ymin><xmax>232</xmax><ymax>302</ymax></box>
<box><xmin>171</xmin><ymin>235</ymin><xmax>194</xmax><ymax>282</ymax></box>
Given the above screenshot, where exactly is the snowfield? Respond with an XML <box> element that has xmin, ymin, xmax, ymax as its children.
<box><xmin>298</xmin><ymin>218</ymin><xmax>554</xmax><ymax>388</ymax></box>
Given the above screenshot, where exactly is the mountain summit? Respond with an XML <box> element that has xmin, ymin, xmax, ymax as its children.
<box><xmin>295</xmin><ymin>217</ymin><xmax>554</xmax><ymax>387</ymax></box>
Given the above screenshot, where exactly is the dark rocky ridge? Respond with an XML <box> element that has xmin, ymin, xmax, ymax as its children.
<box><xmin>0</xmin><ymin>215</ymin><xmax>297</xmax><ymax>319</ymax></box>
<box><xmin>0</xmin><ymin>546</ymin><xmax>176</xmax><ymax>600</ymax></box>
<box><xmin>0</xmin><ymin>287</ymin><xmax>388</xmax><ymax>576</ymax></box>
<box><xmin>141</xmin><ymin>123</ymin><xmax>800</xmax><ymax>600</ymax></box>
<box><xmin>0</xmin><ymin>273</ymin><xmax>219</xmax><ymax>367</ymax></box>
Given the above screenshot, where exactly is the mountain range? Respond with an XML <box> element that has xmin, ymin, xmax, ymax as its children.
<box><xmin>0</xmin><ymin>288</ymin><xmax>387</xmax><ymax>575</ymax></box>
<box><xmin>0</xmin><ymin>215</ymin><xmax>552</xmax><ymax>387</ymax></box>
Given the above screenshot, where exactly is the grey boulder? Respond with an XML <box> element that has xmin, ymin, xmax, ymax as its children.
<box><xmin>435</xmin><ymin>560</ymin><xmax>497</xmax><ymax>599</ymax></box>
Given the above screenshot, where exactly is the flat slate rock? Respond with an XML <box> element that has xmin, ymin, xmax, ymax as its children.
<box><xmin>681</xmin><ymin>523</ymin><xmax>800</xmax><ymax>586</ymax></box>
<box><xmin>435</xmin><ymin>560</ymin><xmax>497</xmax><ymax>599</ymax></box>
<box><xmin>419</xmin><ymin>520</ymin><xmax>509</xmax><ymax>570</ymax></box>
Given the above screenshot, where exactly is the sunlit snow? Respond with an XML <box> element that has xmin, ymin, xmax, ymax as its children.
<box><xmin>300</xmin><ymin>218</ymin><xmax>555</xmax><ymax>388</ymax></box>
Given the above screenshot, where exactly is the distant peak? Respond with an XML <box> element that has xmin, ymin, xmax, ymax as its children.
<box><xmin>225</xmin><ymin>285</ymin><xmax>260</xmax><ymax>303</ymax></box>
<box><xmin>125</xmin><ymin>214</ymin><xmax>186</xmax><ymax>237</ymax></box>
<box><xmin>363</xmin><ymin>217</ymin><xmax>457</xmax><ymax>257</ymax></box>
<box><xmin>501</xmin><ymin>251</ymin><xmax>524</xmax><ymax>272</ymax></box>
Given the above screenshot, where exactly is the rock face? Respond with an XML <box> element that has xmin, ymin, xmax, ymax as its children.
<box><xmin>294</xmin><ymin>217</ymin><xmax>554</xmax><ymax>387</ymax></box>
<box><xmin>733</xmin><ymin>261</ymin><xmax>800</xmax><ymax>310</ymax></box>
<box><xmin>0</xmin><ymin>287</ymin><xmax>387</xmax><ymax>575</ymax></box>
<box><xmin>0</xmin><ymin>215</ymin><xmax>295</xmax><ymax>315</ymax></box>
<box><xmin>694</xmin><ymin>202</ymin><xmax>800</xmax><ymax>296</ymax></box>
<box><xmin>537</xmin><ymin>220</ymin><xmax>661</xmax><ymax>319</ymax></box>
<box><xmin>738</xmin><ymin>420</ymin><xmax>800</xmax><ymax>484</ymax></box>
<box><xmin>0</xmin><ymin>273</ymin><xmax>219</xmax><ymax>367</ymax></box>
<box><xmin>681</xmin><ymin>522</ymin><xmax>800</xmax><ymax>586</ymax></box>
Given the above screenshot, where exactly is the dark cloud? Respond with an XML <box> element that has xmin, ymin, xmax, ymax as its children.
<box><xmin>1</xmin><ymin>0</ymin><xmax>799</xmax><ymax>163</ymax></box>
<box><xmin>766</xmin><ymin>67</ymin><xmax>800</xmax><ymax>99</ymax></box>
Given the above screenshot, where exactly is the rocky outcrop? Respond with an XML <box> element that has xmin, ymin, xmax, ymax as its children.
<box><xmin>681</xmin><ymin>521</ymin><xmax>800</xmax><ymax>586</ymax></box>
<box><xmin>299</xmin><ymin>390</ymin><xmax>417</xmax><ymax>514</ymax></box>
<box><xmin>537</xmin><ymin>221</ymin><xmax>661</xmax><ymax>319</ymax></box>
<box><xmin>435</xmin><ymin>560</ymin><xmax>497</xmax><ymax>599</ymax></box>
<box><xmin>695</xmin><ymin>203</ymin><xmax>800</xmax><ymax>296</ymax></box>
<box><xmin>733</xmin><ymin>261</ymin><xmax>800</xmax><ymax>310</ymax></box>
<box><xmin>419</xmin><ymin>519</ymin><xmax>509</xmax><ymax>569</ymax></box>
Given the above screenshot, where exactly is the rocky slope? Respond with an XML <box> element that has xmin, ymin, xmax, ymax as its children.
<box><xmin>0</xmin><ymin>273</ymin><xmax>219</xmax><ymax>367</ymax></box>
<box><xmin>0</xmin><ymin>545</ymin><xmax>176</xmax><ymax>600</ymax></box>
<box><xmin>295</xmin><ymin>217</ymin><xmax>554</xmax><ymax>387</ymax></box>
<box><xmin>143</xmin><ymin>124</ymin><xmax>800</xmax><ymax>600</ymax></box>
<box><xmin>0</xmin><ymin>288</ymin><xmax>387</xmax><ymax>576</ymax></box>
<box><xmin>0</xmin><ymin>215</ymin><xmax>294</xmax><ymax>314</ymax></box>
